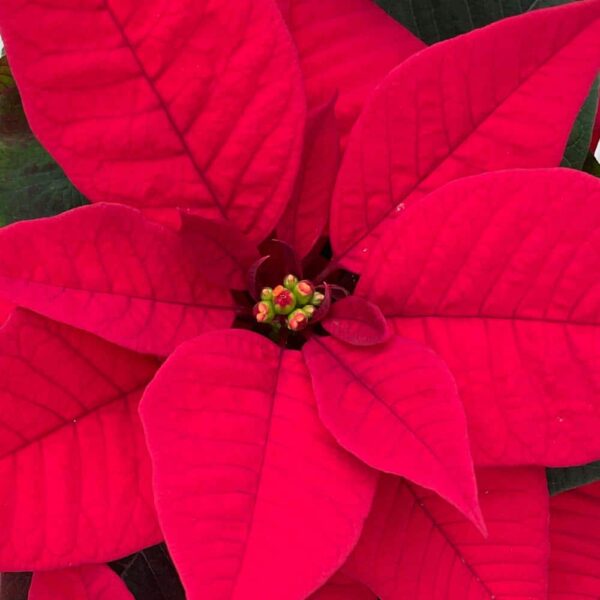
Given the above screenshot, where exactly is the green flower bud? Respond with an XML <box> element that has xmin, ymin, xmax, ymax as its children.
<box><xmin>253</xmin><ymin>300</ymin><xmax>275</xmax><ymax>324</ymax></box>
<box><xmin>287</xmin><ymin>309</ymin><xmax>309</xmax><ymax>331</ymax></box>
<box><xmin>260</xmin><ymin>287</ymin><xmax>274</xmax><ymax>301</ymax></box>
<box><xmin>293</xmin><ymin>280</ymin><xmax>314</xmax><ymax>305</ymax></box>
<box><xmin>283</xmin><ymin>274</ymin><xmax>299</xmax><ymax>290</ymax></box>
<box><xmin>302</xmin><ymin>305</ymin><xmax>316</xmax><ymax>318</ymax></box>
<box><xmin>272</xmin><ymin>285</ymin><xmax>297</xmax><ymax>315</ymax></box>
<box><xmin>312</xmin><ymin>291</ymin><xmax>325</xmax><ymax>306</ymax></box>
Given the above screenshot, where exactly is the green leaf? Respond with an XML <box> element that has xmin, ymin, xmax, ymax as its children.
<box><xmin>583</xmin><ymin>152</ymin><xmax>600</xmax><ymax>177</ymax></box>
<box><xmin>547</xmin><ymin>461</ymin><xmax>600</xmax><ymax>495</ymax></box>
<box><xmin>0</xmin><ymin>56</ymin><xmax>88</xmax><ymax>226</ymax></box>
<box><xmin>373</xmin><ymin>0</ymin><xmax>575</xmax><ymax>45</ymax></box>
<box><xmin>561</xmin><ymin>78</ymin><xmax>599</xmax><ymax>170</ymax></box>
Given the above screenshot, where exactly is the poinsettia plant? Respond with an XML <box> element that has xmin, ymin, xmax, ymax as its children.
<box><xmin>0</xmin><ymin>0</ymin><xmax>599</xmax><ymax>598</ymax></box>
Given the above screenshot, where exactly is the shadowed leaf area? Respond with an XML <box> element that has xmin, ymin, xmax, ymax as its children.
<box><xmin>110</xmin><ymin>544</ymin><xmax>186</xmax><ymax>600</ymax></box>
<box><xmin>548</xmin><ymin>461</ymin><xmax>600</xmax><ymax>495</ymax></box>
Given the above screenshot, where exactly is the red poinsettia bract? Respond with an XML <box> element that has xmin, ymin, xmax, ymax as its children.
<box><xmin>0</xmin><ymin>0</ymin><xmax>598</xmax><ymax>598</ymax></box>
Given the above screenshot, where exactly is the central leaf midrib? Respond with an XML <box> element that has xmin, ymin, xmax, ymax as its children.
<box><xmin>101</xmin><ymin>0</ymin><xmax>227</xmax><ymax>219</ymax></box>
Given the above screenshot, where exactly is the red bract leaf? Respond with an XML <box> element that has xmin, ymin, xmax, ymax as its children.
<box><xmin>550</xmin><ymin>481</ymin><xmax>600</xmax><ymax>598</ymax></box>
<box><xmin>277</xmin><ymin>0</ymin><xmax>424</xmax><ymax>145</ymax></box>
<box><xmin>278</xmin><ymin>95</ymin><xmax>340</xmax><ymax>258</ymax></box>
<box><xmin>358</xmin><ymin>168</ymin><xmax>600</xmax><ymax>466</ymax></box>
<box><xmin>345</xmin><ymin>468</ymin><xmax>549</xmax><ymax>599</ymax></box>
<box><xmin>249</xmin><ymin>239</ymin><xmax>303</xmax><ymax>298</ymax></box>
<box><xmin>302</xmin><ymin>335</ymin><xmax>483</xmax><ymax>530</ymax></box>
<box><xmin>332</xmin><ymin>1</ymin><xmax>600</xmax><ymax>272</ymax></box>
<box><xmin>309</xmin><ymin>574</ymin><xmax>375</xmax><ymax>600</ymax></box>
<box><xmin>0</xmin><ymin>203</ymin><xmax>236</xmax><ymax>356</ymax></box>
<box><xmin>322</xmin><ymin>296</ymin><xmax>389</xmax><ymax>346</ymax></box>
<box><xmin>0</xmin><ymin>310</ymin><xmax>160</xmax><ymax>570</ymax></box>
<box><xmin>0</xmin><ymin>0</ymin><xmax>305</xmax><ymax>240</ymax></box>
<box><xmin>179</xmin><ymin>213</ymin><xmax>259</xmax><ymax>290</ymax></box>
<box><xmin>140</xmin><ymin>329</ymin><xmax>376</xmax><ymax>600</ymax></box>
<box><xmin>29</xmin><ymin>565</ymin><xmax>132</xmax><ymax>600</ymax></box>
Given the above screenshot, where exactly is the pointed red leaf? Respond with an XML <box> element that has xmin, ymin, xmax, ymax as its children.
<box><xmin>277</xmin><ymin>95</ymin><xmax>340</xmax><ymax>258</ymax></box>
<box><xmin>322</xmin><ymin>296</ymin><xmax>390</xmax><ymax>346</ymax></box>
<box><xmin>302</xmin><ymin>335</ymin><xmax>482</xmax><ymax>530</ymax></box>
<box><xmin>549</xmin><ymin>481</ymin><xmax>600</xmax><ymax>598</ymax></box>
<box><xmin>359</xmin><ymin>168</ymin><xmax>600</xmax><ymax>466</ymax></box>
<box><xmin>332</xmin><ymin>1</ymin><xmax>600</xmax><ymax>272</ymax></box>
<box><xmin>0</xmin><ymin>0</ymin><xmax>305</xmax><ymax>240</ymax></box>
<box><xmin>309</xmin><ymin>574</ymin><xmax>375</xmax><ymax>600</ymax></box>
<box><xmin>140</xmin><ymin>329</ymin><xmax>376</xmax><ymax>600</ymax></box>
<box><xmin>0</xmin><ymin>310</ymin><xmax>161</xmax><ymax>571</ymax></box>
<box><xmin>0</xmin><ymin>203</ymin><xmax>236</xmax><ymax>356</ymax></box>
<box><xmin>346</xmin><ymin>468</ymin><xmax>549</xmax><ymax>599</ymax></box>
<box><xmin>277</xmin><ymin>0</ymin><xmax>424</xmax><ymax>145</ymax></box>
<box><xmin>29</xmin><ymin>565</ymin><xmax>132</xmax><ymax>600</ymax></box>
<box><xmin>179</xmin><ymin>213</ymin><xmax>259</xmax><ymax>290</ymax></box>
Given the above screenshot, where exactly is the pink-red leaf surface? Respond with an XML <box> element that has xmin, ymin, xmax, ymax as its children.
<box><xmin>0</xmin><ymin>203</ymin><xmax>236</xmax><ymax>356</ymax></box>
<box><xmin>302</xmin><ymin>335</ymin><xmax>482</xmax><ymax>529</ymax></box>
<box><xmin>29</xmin><ymin>565</ymin><xmax>132</xmax><ymax>600</ymax></box>
<box><xmin>179</xmin><ymin>213</ymin><xmax>259</xmax><ymax>290</ymax></box>
<box><xmin>277</xmin><ymin>0</ymin><xmax>424</xmax><ymax>146</ymax></box>
<box><xmin>0</xmin><ymin>0</ymin><xmax>305</xmax><ymax>240</ymax></box>
<box><xmin>277</xmin><ymin>96</ymin><xmax>340</xmax><ymax>258</ymax></box>
<box><xmin>322</xmin><ymin>295</ymin><xmax>390</xmax><ymax>346</ymax></box>
<box><xmin>0</xmin><ymin>310</ymin><xmax>161</xmax><ymax>571</ymax></box>
<box><xmin>549</xmin><ymin>481</ymin><xmax>600</xmax><ymax>598</ymax></box>
<box><xmin>140</xmin><ymin>329</ymin><xmax>376</xmax><ymax>600</ymax></box>
<box><xmin>359</xmin><ymin>168</ymin><xmax>600</xmax><ymax>467</ymax></box>
<box><xmin>309</xmin><ymin>574</ymin><xmax>375</xmax><ymax>600</ymax></box>
<box><xmin>346</xmin><ymin>468</ymin><xmax>550</xmax><ymax>599</ymax></box>
<box><xmin>332</xmin><ymin>0</ymin><xmax>600</xmax><ymax>272</ymax></box>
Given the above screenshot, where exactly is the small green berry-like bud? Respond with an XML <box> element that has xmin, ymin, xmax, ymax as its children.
<box><xmin>272</xmin><ymin>285</ymin><xmax>297</xmax><ymax>315</ymax></box>
<box><xmin>287</xmin><ymin>309</ymin><xmax>309</xmax><ymax>331</ymax></box>
<box><xmin>260</xmin><ymin>287</ymin><xmax>273</xmax><ymax>301</ymax></box>
<box><xmin>293</xmin><ymin>280</ymin><xmax>314</xmax><ymax>305</ymax></box>
<box><xmin>302</xmin><ymin>305</ymin><xmax>316</xmax><ymax>318</ymax></box>
<box><xmin>253</xmin><ymin>300</ymin><xmax>275</xmax><ymax>323</ymax></box>
<box><xmin>312</xmin><ymin>291</ymin><xmax>325</xmax><ymax>306</ymax></box>
<box><xmin>283</xmin><ymin>274</ymin><xmax>299</xmax><ymax>290</ymax></box>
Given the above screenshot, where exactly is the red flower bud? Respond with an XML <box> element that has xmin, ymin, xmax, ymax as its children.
<box><xmin>272</xmin><ymin>285</ymin><xmax>296</xmax><ymax>315</ymax></box>
<box><xmin>253</xmin><ymin>300</ymin><xmax>274</xmax><ymax>323</ymax></box>
<box><xmin>287</xmin><ymin>309</ymin><xmax>309</xmax><ymax>331</ymax></box>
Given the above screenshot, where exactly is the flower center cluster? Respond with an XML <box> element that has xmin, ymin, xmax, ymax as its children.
<box><xmin>252</xmin><ymin>274</ymin><xmax>324</xmax><ymax>332</ymax></box>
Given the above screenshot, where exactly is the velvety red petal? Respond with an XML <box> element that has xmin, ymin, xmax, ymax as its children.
<box><xmin>140</xmin><ymin>329</ymin><xmax>376</xmax><ymax>600</ymax></box>
<box><xmin>331</xmin><ymin>1</ymin><xmax>600</xmax><ymax>272</ymax></box>
<box><xmin>179</xmin><ymin>213</ymin><xmax>259</xmax><ymax>290</ymax></box>
<box><xmin>277</xmin><ymin>95</ymin><xmax>340</xmax><ymax>258</ymax></box>
<box><xmin>0</xmin><ymin>310</ymin><xmax>160</xmax><ymax>571</ymax></box>
<box><xmin>277</xmin><ymin>0</ymin><xmax>424</xmax><ymax>146</ymax></box>
<box><xmin>302</xmin><ymin>335</ymin><xmax>483</xmax><ymax>530</ymax></box>
<box><xmin>346</xmin><ymin>468</ymin><xmax>549</xmax><ymax>599</ymax></box>
<box><xmin>0</xmin><ymin>0</ymin><xmax>305</xmax><ymax>240</ymax></box>
<box><xmin>29</xmin><ymin>565</ymin><xmax>132</xmax><ymax>600</ymax></box>
<box><xmin>359</xmin><ymin>168</ymin><xmax>600</xmax><ymax>467</ymax></box>
<box><xmin>549</xmin><ymin>481</ymin><xmax>600</xmax><ymax>598</ymax></box>
<box><xmin>0</xmin><ymin>203</ymin><xmax>236</xmax><ymax>356</ymax></box>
